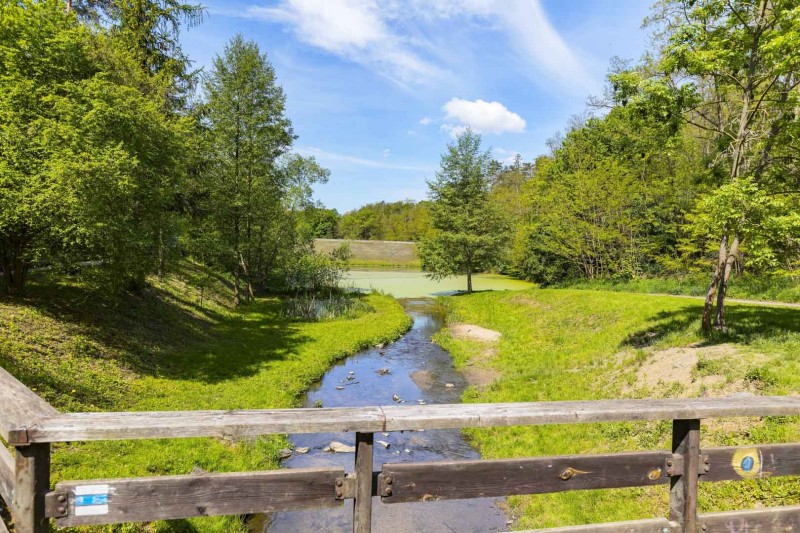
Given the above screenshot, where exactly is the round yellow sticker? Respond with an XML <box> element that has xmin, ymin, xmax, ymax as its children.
<box><xmin>732</xmin><ymin>447</ymin><xmax>762</xmax><ymax>479</ymax></box>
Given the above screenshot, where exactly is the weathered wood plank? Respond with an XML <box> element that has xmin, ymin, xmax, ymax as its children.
<box><xmin>21</xmin><ymin>397</ymin><xmax>800</xmax><ymax>443</ymax></box>
<box><xmin>705</xmin><ymin>443</ymin><xmax>800</xmax><ymax>482</ymax></box>
<box><xmin>669</xmin><ymin>419</ymin><xmax>700</xmax><ymax>532</ymax></box>
<box><xmin>50</xmin><ymin>467</ymin><xmax>344</xmax><ymax>527</ymax></box>
<box><xmin>26</xmin><ymin>407</ymin><xmax>386</xmax><ymax>443</ymax></box>
<box><xmin>0</xmin><ymin>367</ymin><xmax>58</xmax><ymax>444</ymax></box>
<box><xmin>382</xmin><ymin>396</ymin><xmax>800</xmax><ymax>432</ymax></box>
<box><xmin>516</xmin><ymin>506</ymin><xmax>800</xmax><ymax>533</ymax></box>
<box><xmin>511</xmin><ymin>517</ymin><xmax>678</xmax><ymax>532</ymax></box>
<box><xmin>379</xmin><ymin>451</ymin><xmax>672</xmax><ymax>503</ymax></box>
<box><xmin>701</xmin><ymin>504</ymin><xmax>800</xmax><ymax>531</ymax></box>
<box><xmin>354</xmin><ymin>432</ymin><xmax>374</xmax><ymax>533</ymax></box>
<box><xmin>13</xmin><ymin>444</ymin><xmax>50</xmax><ymax>533</ymax></box>
<box><xmin>0</xmin><ymin>444</ymin><xmax>13</xmax><ymax>510</ymax></box>
<box><xmin>0</xmin><ymin>515</ymin><xmax>9</xmax><ymax>533</ymax></box>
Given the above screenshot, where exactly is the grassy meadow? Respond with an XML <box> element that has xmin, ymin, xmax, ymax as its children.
<box><xmin>435</xmin><ymin>288</ymin><xmax>800</xmax><ymax>529</ymax></box>
<box><xmin>556</xmin><ymin>274</ymin><xmax>800</xmax><ymax>304</ymax></box>
<box><xmin>0</xmin><ymin>262</ymin><xmax>411</xmax><ymax>532</ymax></box>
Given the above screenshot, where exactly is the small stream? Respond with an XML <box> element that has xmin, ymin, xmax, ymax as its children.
<box><xmin>266</xmin><ymin>297</ymin><xmax>508</xmax><ymax>532</ymax></box>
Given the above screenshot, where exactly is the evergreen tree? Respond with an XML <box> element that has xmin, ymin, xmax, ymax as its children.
<box><xmin>419</xmin><ymin>130</ymin><xmax>509</xmax><ymax>292</ymax></box>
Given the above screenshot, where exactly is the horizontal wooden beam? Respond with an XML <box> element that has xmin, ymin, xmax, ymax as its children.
<box><xmin>517</xmin><ymin>505</ymin><xmax>800</xmax><ymax>532</ymax></box>
<box><xmin>26</xmin><ymin>407</ymin><xmax>386</xmax><ymax>443</ymax></box>
<box><xmin>379</xmin><ymin>443</ymin><xmax>800</xmax><ymax>503</ymax></box>
<box><xmin>379</xmin><ymin>451</ymin><xmax>672</xmax><ymax>503</ymax></box>
<box><xmin>21</xmin><ymin>396</ymin><xmax>800</xmax><ymax>443</ymax></box>
<box><xmin>48</xmin><ymin>467</ymin><xmax>344</xmax><ymax>527</ymax></box>
<box><xmin>705</xmin><ymin>443</ymin><xmax>800</xmax><ymax>482</ymax></box>
<box><xmin>701</xmin><ymin>504</ymin><xmax>800</xmax><ymax>531</ymax></box>
<box><xmin>0</xmin><ymin>444</ymin><xmax>13</xmax><ymax>510</ymax></box>
<box><xmin>381</xmin><ymin>396</ymin><xmax>800</xmax><ymax>432</ymax></box>
<box><xmin>0</xmin><ymin>367</ymin><xmax>58</xmax><ymax>444</ymax></box>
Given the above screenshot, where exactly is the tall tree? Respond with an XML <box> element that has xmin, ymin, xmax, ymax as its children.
<box><xmin>0</xmin><ymin>0</ymin><xmax>190</xmax><ymax>294</ymax></box>
<box><xmin>203</xmin><ymin>35</ymin><xmax>295</xmax><ymax>304</ymax></box>
<box><xmin>643</xmin><ymin>0</ymin><xmax>800</xmax><ymax>330</ymax></box>
<box><xmin>419</xmin><ymin>130</ymin><xmax>509</xmax><ymax>292</ymax></box>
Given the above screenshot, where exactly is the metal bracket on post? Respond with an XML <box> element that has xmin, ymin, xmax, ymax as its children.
<box><xmin>334</xmin><ymin>474</ymin><xmax>357</xmax><ymax>500</ymax></box>
<box><xmin>666</xmin><ymin>454</ymin><xmax>709</xmax><ymax>477</ymax></box>
<box><xmin>43</xmin><ymin>492</ymin><xmax>69</xmax><ymax>518</ymax></box>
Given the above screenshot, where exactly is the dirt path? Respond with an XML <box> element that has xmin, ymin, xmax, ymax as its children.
<box><xmin>657</xmin><ymin>294</ymin><xmax>800</xmax><ymax>309</ymax></box>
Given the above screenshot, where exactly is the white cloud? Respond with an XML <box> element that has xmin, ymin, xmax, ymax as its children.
<box><xmin>385</xmin><ymin>0</ymin><xmax>592</xmax><ymax>93</ymax></box>
<box><xmin>382</xmin><ymin>148</ymin><xmax>391</xmax><ymax>158</ymax></box>
<box><xmin>297</xmin><ymin>146</ymin><xmax>434</xmax><ymax>172</ymax></box>
<box><xmin>248</xmin><ymin>0</ymin><xmax>440</xmax><ymax>86</ymax></box>
<box><xmin>418</xmin><ymin>117</ymin><xmax>432</xmax><ymax>126</ymax></box>
<box><xmin>441</xmin><ymin>97</ymin><xmax>526</xmax><ymax>137</ymax></box>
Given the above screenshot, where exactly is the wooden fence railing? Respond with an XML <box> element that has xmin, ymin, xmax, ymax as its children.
<box><xmin>2</xmin><ymin>365</ymin><xmax>800</xmax><ymax>532</ymax></box>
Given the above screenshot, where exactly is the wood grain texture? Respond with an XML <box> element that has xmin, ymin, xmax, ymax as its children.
<box><xmin>379</xmin><ymin>451</ymin><xmax>673</xmax><ymax>503</ymax></box>
<box><xmin>516</xmin><ymin>506</ymin><xmax>800</xmax><ymax>532</ymax></box>
<box><xmin>52</xmin><ymin>467</ymin><xmax>344</xmax><ymax>527</ymax></box>
<box><xmin>0</xmin><ymin>515</ymin><xmax>9</xmax><ymax>533</ymax></box>
<box><xmin>20</xmin><ymin>396</ymin><xmax>800</xmax><ymax>443</ymax></box>
<box><xmin>0</xmin><ymin>367</ymin><xmax>58</xmax><ymax>443</ymax></box>
<box><xmin>27</xmin><ymin>407</ymin><xmax>386</xmax><ymax>443</ymax></box>
<box><xmin>705</xmin><ymin>443</ymin><xmax>800</xmax><ymax>482</ymax></box>
<box><xmin>382</xmin><ymin>396</ymin><xmax>800</xmax><ymax>432</ymax></box>
<box><xmin>701</xmin><ymin>504</ymin><xmax>800</xmax><ymax>532</ymax></box>
<box><xmin>13</xmin><ymin>444</ymin><xmax>50</xmax><ymax>533</ymax></box>
<box><xmin>0</xmin><ymin>444</ymin><xmax>13</xmax><ymax>510</ymax></box>
<box><xmin>354</xmin><ymin>432</ymin><xmax>374</xmax><ymax>533</ymax></box>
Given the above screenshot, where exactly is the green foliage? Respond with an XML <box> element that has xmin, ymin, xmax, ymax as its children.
<box><xmin>338</xmin><ymin>200</ymin><xmax>432</xmax><ymax>241</ymax></box>
<box><xmin>0</xmin><ymin>0</ymin><xmax>190</xmax><ymax>294</ymax></box>
<box><xmin>419</xmin><ymin>130</ymin><xmax>510</xmax><ymax>291</ymax></box>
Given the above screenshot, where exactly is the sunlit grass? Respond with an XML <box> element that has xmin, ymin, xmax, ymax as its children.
<box><xmin>437</xmin><ymin>289</ymin><xmax>800</xmax><ymax>529</ymax></box>
<box><xmin>1</xmin><ymin>261</ymin><xmax>411</xmax><ymax>532</ymax></box>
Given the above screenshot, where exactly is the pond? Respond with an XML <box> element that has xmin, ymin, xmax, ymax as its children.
<box><xmin>344</xmin><ymin>269</ymin><xmax>535</xmax><ymax>298</ymax></box>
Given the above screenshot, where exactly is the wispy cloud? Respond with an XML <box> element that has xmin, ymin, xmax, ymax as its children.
<box><xmin>441</xmin><ymin>97</ymin><xmax>526</xmax><ymax>137</ymax></box>
<box><xmin>246</xmin><ymin>0</ymin><xmax>441</xmax><ymax>86</ymax></box>
<box><xmin>297</xmin><ymin>146</ymin><xmax>435</xmax><ymax>172</ymax></box>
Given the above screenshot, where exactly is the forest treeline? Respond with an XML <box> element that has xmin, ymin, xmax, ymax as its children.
<box><xmin>339</xmin><ymin>0</ymin><xmax>800</xmax><ymax>330</ymax></box>
<box><xmin>0</xmin><ymin>0</ymin><xmax>343</xmax><ymax>304</ymax></box>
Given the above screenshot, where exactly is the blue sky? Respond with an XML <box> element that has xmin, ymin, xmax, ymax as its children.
<box><xmin>182</xmin><ymin>1</ymin><xmax>653</xmax><ymax>212</ymax></box>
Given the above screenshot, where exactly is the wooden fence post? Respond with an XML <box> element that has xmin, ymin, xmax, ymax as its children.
<box><xmin>353</xmin><ymin>432</ymin><xmax>374</xmax><ymax>533</ymax></box>
<box><xmin>13</xmin><ymin>444</ymin><xmax>50</xmax><ymax>533</ymax></box>
<box><xmin>670</xmin><ymin>419</ymin><xmax>700</xmax><ymax>532</ymax></box>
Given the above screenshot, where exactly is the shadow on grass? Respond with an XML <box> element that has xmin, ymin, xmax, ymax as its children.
<box><xmin>621</xmin><ymin>303</ymin><xmax>800</xmax><ymax>349</ymax></box>
<box><xmin>0</xmin><ymin>263</ymin><xmax>311</xmax><ymax>389</ymax></box>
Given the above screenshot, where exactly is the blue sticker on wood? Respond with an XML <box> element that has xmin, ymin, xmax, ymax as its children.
<box><xmin>75</xmin><ymin>494</ymin><xmax>109</xmax><ymax>507</ymax></box>
<box><xmin>741</xmin><ymin>455</ymin><xmax>755</xmax><ymax>472</ymax></box>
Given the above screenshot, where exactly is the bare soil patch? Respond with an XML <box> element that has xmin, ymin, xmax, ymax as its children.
<box><xmin>448</xmin><ymin>323</ymin><xmax>502</xmax><ymax>389</ymax></box>
<box><xmin>449</xmin><ymin>324</ymin><xmax>502</xmax><ymax>342</ymax></box>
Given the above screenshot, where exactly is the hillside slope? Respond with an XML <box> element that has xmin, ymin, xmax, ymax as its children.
<box><xmin>0</xmin><ymin>261</ymin><xmax>411</xmax><ymax>531</ymax></box>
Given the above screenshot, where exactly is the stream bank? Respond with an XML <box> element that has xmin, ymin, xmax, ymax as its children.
<box><xmin>266</xmin><ymin>297</ymin><xmax>508</xmax><ymax>532</ymax></box>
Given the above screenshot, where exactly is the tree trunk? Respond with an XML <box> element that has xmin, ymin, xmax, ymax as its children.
<box><xmin>467</xmin><ymin>270</ymin><xmax>473</xmax><ymax>293</ymax></box>
<box><xmin>233</xmin><ymin>264</ymin><xmax>241</xmax><ymax>307</ymax></box>
<box><xmin>240</xmin><ymin>251</ymin><xmax>254</xmax><ymax>300</ymax></box>
<box><xmin>157</xmin><ymin>228</ymin><xmax>164</xmax><ymax>282</ymax></box>
<box><xmin>702</xmin><ymin>236</ymin><xmax>728</xmax><ymax>332</ymax></box>
<box><xmin>714</xmin><ymin>235</ymin><xmax>740</xmax><ymax>330</ymax></box>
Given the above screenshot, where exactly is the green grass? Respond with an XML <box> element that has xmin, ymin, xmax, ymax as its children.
<box><xmin>436</xmin><ymin>289</ymin><xmax>800</xmax><ymax>529</ymax></box>
<box><xmin>0</xmin><ymin>261</ymin><xmax>411</xmax><ymax>532</ymax></box>
<box><xmin>556</xmin><ymin>274</ymin><xmax>800</xmax><ymax>303</ymax></box>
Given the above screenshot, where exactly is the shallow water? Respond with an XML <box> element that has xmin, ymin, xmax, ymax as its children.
<box><xmin>266</xmin><ymin>299</ymin><xmax>508</xmax><ymax>532</ymax></box>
